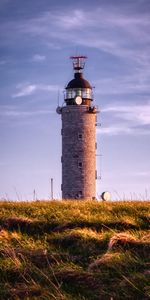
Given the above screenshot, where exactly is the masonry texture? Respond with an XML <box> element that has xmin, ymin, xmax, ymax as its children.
<box><xmin>61</xmin><ymin>105</ymin><xmax>96</xmax><ymax>199</ymax></box>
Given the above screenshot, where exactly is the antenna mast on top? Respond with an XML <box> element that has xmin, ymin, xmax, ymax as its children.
<box><xmin>70</xmin><ymin>55</ymin><xmax>87</xmax><ymax>73</ymax></box>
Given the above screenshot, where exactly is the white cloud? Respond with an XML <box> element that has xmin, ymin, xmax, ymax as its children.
<box><xmin>2</xmin><ymin>5</ymin><xmax>146</xmax><ymax>98</ymax></box>
<box><xmin>102</xmin><ymin>103</ymin><xmax>150</xmax><ymax>125</ymax></box>
<box><xmin>1</xmin><ymin>5</ymin><xmax>150</xmax><ymax>110</ymax></box>
<box><xmin>98</xmin><ymin>103</ymin><xmax>150</xmax><ymax>136</ymax></box>
<box><xmin>32</xmin><ymin>54</ymin><xmax>46</xmax><ymax>62</ymax></box>
<box><xmin>12</xmin><ymin>85</ymin><xmax>36</xmax><ymax>97</ymax></box>
<box><xmin>1</xmin><ymin>4</ymin><xmax>150</xmax><ymax>80</ymax></box>
<box><xmin>52</xmin><ymin>10</ymin><xmax>85</xmax><ymax>29</ymax></box>
<box><xmin>94</xmin><ymin>68</ymin><xmax>150</xmax><ymax>95</ymax></box>
<box><xmin>2</xmin><ymin>6</ymin><xmax>150</xmax><ymax>58</ymax></box>
<box><xmin>50</xmin><ymin>8</ymin><xmax>149</xmax><ymax>63</ymax></box>
<box><xmin>12</xmin><ymin>83</ymin><xmax>59</xmax><ymax>98</ymax></box>
<box><xmin>98</xmin><ymin>125</ymin><xmax>150</xmax><ymax>136</ymax></box>
<box><xmin>0</xmin><ymin>105</ymin><xmax>54</xmax><ymax>118</ymax></box>
<box><xmin>97</xmin><ymin>125</ymin><xmax>133</xmax><ymax>135</ymax></box>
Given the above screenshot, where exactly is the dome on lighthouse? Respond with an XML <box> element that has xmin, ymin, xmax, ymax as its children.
<box><xmin>64</xmin><ymin>56</ymin><xmax>93</xmax><ymax>106</ymax></box>
<box><xmin>66</xmin><ymin>73</ymin><xmax>92</xmax><ymax>89</ymax></box>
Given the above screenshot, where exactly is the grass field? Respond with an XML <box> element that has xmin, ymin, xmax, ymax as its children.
<box><xmin>0</xmin><ymin>200</ymin><xmax>149</xmax><ymax>299</ymax></box>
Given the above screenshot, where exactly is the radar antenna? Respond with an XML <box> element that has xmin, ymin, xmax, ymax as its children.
<box><xmin>70</xmin><ymin>55</ymin><xmax>87</xmax><ymax>73</ymax></box>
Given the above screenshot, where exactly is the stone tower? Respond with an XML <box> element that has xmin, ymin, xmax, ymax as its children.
<box><xmin>57</xmin><ymin>56</ymin><xmax>98</xmax><ymax>199</ymax></box>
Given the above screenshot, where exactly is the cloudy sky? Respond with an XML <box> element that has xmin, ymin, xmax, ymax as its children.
<box><xmin>0</xmin><ymin>0</ymin><xmax>150</xmax><ymax>200</ymax></box>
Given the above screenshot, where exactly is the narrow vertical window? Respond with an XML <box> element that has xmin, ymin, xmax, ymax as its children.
<box><xmin>78</xmin><ymin>162</ymin><xmax>83</xmax><ymax>168</ymax></box>
<box><xmin>95</xmin><ymin>170</ymin><xmax>97</xmax><ymax>179</ymax></box>
<box><xmin>78</xmin><ymin>133</ymin><xmax>83</xmax><ymax>140</ymax></box>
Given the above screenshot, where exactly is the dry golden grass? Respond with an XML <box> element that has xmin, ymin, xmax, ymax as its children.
<box><xmin>0</xmin><ymin>200</ymin><xmax>149</xmax><ymax>299</ymax></box>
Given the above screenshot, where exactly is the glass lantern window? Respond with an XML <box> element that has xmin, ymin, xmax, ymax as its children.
<box><xmin>76</xmin><ymin>89</ymin><xmax>82</xmax><ymax>96</ymax></box>
<box><xmin>65</xmin><ymin>88</ymin><xmax>92</xmax><ymax>99</ymax></box>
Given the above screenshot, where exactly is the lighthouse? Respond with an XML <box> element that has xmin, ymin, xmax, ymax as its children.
<box><xmin>57</xmin><ymin>56</ymin><xmax>98</xmax><ymax>199</ymax></box>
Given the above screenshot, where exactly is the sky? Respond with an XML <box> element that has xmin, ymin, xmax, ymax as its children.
<box><xmin>0</xmin><ymin>0</ymin><xmax>150</xmax><ymax>200</ymax></box>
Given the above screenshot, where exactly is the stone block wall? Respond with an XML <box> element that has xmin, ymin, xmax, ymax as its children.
<box><xmin>61</xmin><ymin>105</ymin><xmax>96</xmax><ymax>199</ymax></box>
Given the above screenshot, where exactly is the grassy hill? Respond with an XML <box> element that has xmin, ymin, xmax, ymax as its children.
<box><xmin>0</xmin><ymin>200</ymin><xmax>149</xmax><ymax>300</ymax></box>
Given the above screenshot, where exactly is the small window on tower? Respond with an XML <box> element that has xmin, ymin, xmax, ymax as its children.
<box><xmin>76</xmin><ymin>191</ymin><xmax>83</xmax><ymax>198</ymax></box>
<box><xmin>78</xmin><ymin>162</ymin><xmax>83</xmax><ymax>168</ymax></box>
<box><xmin>78</xmin><ymin>191</ymin><xmax>82</xmax><ymax>197</ymax></box>
<box><xmin>78</xmin><ymin>133</ymin><xmax>83</xmax><ymax>140</ymax></box>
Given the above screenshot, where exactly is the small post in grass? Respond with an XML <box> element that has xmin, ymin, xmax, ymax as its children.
<box><xmin>51</xmin><ymin>178</ymin><xmax>53</xmax><ymax>200</ymax></box>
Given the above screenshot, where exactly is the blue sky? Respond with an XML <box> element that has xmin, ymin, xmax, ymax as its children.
<box><xmin>0</xmin><ymin>0</ymin><xmax>150</xmax><ymax>200</ymax></box>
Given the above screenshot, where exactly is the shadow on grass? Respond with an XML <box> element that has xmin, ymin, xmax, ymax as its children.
<box><xmin>0</xmin><ymin>216</ymin><xmax>149</xmax><ymax>237</ymax></box>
